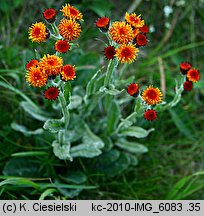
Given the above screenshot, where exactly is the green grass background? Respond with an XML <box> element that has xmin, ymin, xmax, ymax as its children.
<box><xmin>0</xmin><ymin>0</ymin><xmax>204</xmax><ymax>199</ymax></box>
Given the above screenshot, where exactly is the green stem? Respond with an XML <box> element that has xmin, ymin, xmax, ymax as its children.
<box><xmin>104</xmin><ymin>59</ymin><xmax>118</xmax><ymax>87</ymax></box>
<box><xmin>51</xmin><ymin>22</ymin><xmax>59</xmax><ymax>35</ymax></box>
<box><xmin>58</xmin><ymin>93</ymin><xmax>70</xmax><ymax>130</ymax></box>
<box><xmin>119</xmin><ymin>63</ymin><xmax>128</xmax><ymax>80</ymax></box>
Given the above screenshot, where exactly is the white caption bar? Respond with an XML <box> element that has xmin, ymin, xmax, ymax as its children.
<box><xmin>0</xmin><ymin>201</ymin><xmax>204</xmax><ymax>216</ymax></box>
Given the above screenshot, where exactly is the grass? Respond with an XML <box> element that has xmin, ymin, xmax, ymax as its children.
<box><xmin>0</xmin><ymin>0</ymin><xmax>204</xmax><ymax>199</ymax></box>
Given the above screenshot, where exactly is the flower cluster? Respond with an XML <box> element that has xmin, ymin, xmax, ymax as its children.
<box><xmin>127</xmin><ymin>83</ymin><xmax>163</xmax><ymax>121</ymax></box>
<box><xmin>26</xmin><ymin>4</ymin><xmax>82</xmax><ymax>100</ymax></box>
<box><xmin>96</xmin><ymin>12</ymin><xmax>149</xmax><ymax>63</ymax></box>
<box><xmin>180</xmin><ymin>62</ymin><xmax>200</xmax><ymax>91</ymax></box>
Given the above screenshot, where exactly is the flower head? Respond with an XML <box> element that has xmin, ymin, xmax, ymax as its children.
<box><xmin>125</xmin><ymin>12</ymin><xmax>145</xmax><ymax>28</ymax></box>
<box><xmin>26</xmin><ymin>59</ymin><xmax>39</xmax><ymax>71</ymax></box>
<box><xmin>133</xmin><ymin>28</ymin><xmax>140</xmax><ymax>37</ymax></box>
<box><xmin>58</xmin><ymin>18</ymin><xmax>82</xmax><ymax>41</ymax></box>
<box><xmin>28</xmin><ymin>22</ymin><xmax>49</xmax><ymax>43</ymax></box>
<box><xmin>187</xmin><ymin>68</ymin><xmax>200</xmax><ymax>82</ymax></box>
<box><xmin>96</xmin><ymin>17</ymin><xmax>110</xmax><ymax>32</ymax></box>
<box><xmin>44</xmin><ymin>86</ymin><xmax>59</xmax><ymax>100</ymax></box>
<box><xmin>43</xmin><ymin>8</ymin><xmax>57</xmax><ymax>23</ymax></box>
<box><xmin>116</xmin><ymin>44</ymin><xmax>139</xmax><ymax>63</ymax></box>
<box><xmin>180</xmin><ymin>62</ymin><xmax>191</xmax><ymax>75</ymax></box>
<box><xmin>60</xmin><ymin>3</ymin><xmax>83</xmax><ymax>20</ymax></box>
<box><xmin>139</xmin><ymin>25</ymin><xmax>149</xmax><ymax>34</ymax></box>
<box><xmin>183</xmin><ymin>81</ymin><xmax>193</xmax><ymax>91</ymax></box>
<box><xmin>142</xmin><ymin>86</ymin><xmax>163</xmax><ymax>105</ymax></box>
<box><xmin>60</xmin><ymin>64</ymin><xmax>76</xmax><ymax>81</ymax></box>
<box><xmin>144</xmin><ymin>109</ymin><xmax>157</xmax><ymax>121</ymax></box>
<box><xmin>55</xmin><ymin>40</ymin><xmax>70</xmax><ymax>53</ymax></box>
<box><xmin>26</xmin><ymin>67</ymin><xmax>47</xmax><ymax>87</ymax></box>
<box><xmin>135</xmin><ymin>34</ymin><xmax>147</xmax><ymax>47</ymax></box>
<box><xmin>104</xmin><ymin>45</ymin><xmax>116</xmax><ymax>60</ymax></box>
<box><xmin>40</xmin><ymin>54</ymin><xmax>63</xmax><ymax>76</ymax></box>
<box><xmin>127</xmin><ymin>83</ymin><xmax>139</xmax><ymax>97</ymax></box>
<box><xmin>109</xmin><ymin>21</ymin><xmax>134</xmax><ymax>44</ymax></box>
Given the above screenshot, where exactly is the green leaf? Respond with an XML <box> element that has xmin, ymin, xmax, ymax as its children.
<box><xmin>64</xmin><ymin>82</ymin><xmax>71</xmax><ymax>105</ymax></box>
<box><xmin>43</xmin><ymin>118</ymin><xmax>64</xmax><ymax>133</ymax></box>
<box><xmin>0</xmin><ymin>81</ymin><xmax>38</xmax><ymax>109</ymax></box>
<box><xmin>115</xmin><ymin>139</ymin><xmax>148</xmax><ymax>154</ymax></box>
<box><xmin>128</xmin><ymin>154</ymin><xmax>138</xmax><ymax>166</ymax></box>
<box><xmin>100</xmin><ymin>86</ymin><xmax>123</xmax><ymax>96</ymax></box>
<box><xmin>107</xmin><ymin>100</ymin><xmax>120</xmax><ymax>134</ymax></box>
<box><xmin>52</xmin><ymin>139</ymin><xmax>72</xmax><ymax>161</ymax></box>
<box><xmin>86</xmin><ymin>66</ymin><xmax>104</xmax><ymax>96</ymax></box>
<box><xmin>97</xmin><ymin>149</ymin><xmax>120</xmax><ymax>166</ymax></box>
<box><xmin>54</xmin><ymin>180</ymin><xmax>83</xmax><ymax>198</ymax></box>
<box><xmin>86</xmin><ymin>0</ymin><xmax>112</xmax><ymax>18</ymax></box>
<box><xmin>59</xmin><ymin>171</ymin><xmax>87</xmax><ymax>184</ymax></box>
<box><xmin>82</xmin><ymin>124</ymin><xmax>104</xmax><ymax>149</ymax></box>
<box><xmin>90</xmin><ymin>151</ymin><xmax>130</xmax><ymax>178</ymax></box>
<box><xmin>169</xmin><ymin>109</ymin><xmax>194</xmax><ymax>140</ymax></box>
<box><xmin>34</xmin><ymin>49</ymin><xmax>41</xmax><ymax>61</ymax></box>
<box><xmin>11</xmin><ymin>122</ymin><xmax>43</xmax><ymax>136</ymax></box>
<box><xmin>102</xmin><ymin>136</ymin><xmax>113</xmax><ymax>151</ymax></box>
<box><xmin>20</xmin><ymin>101</ymin><xmax>50</xmax><ymax>121</ymax></box>
<box><xmin>119</xmin><ymin>126</ymin><xmax>155</xmax><ymax>138</ymax></box>
<box><xmin>3</xmin><ymin>158</ymin><xmax>41</xmax><ymax>177</ymax></box>
<box><xmin>68</xmin><ymin>95</ymin><xmax>82</xmax><ymax>110</ymax></box>
<box><xmin>70</xmin><ymin>144</ymin><xmax>102</xmax><ymax>158</ymax></box>
<box><xmin>118</xmin><ymin>112</ymin><xmax>138</xmax><ymax>130</ymax></box>
<box><xmin>39</xmin><ymin>189</ymin><xmax>57</xmax><ymax>200</ymax></box>
<box><xmin>12</xmin><ymin>151</ymin><xmax>48</xmax><ymax>157</ymax></box>
<box><xmin>0</xmin><ymin>178</ymin><xmax>41</xmax><ymax>190</ymax></box>
<box><xmin>67</xmin><ymin>124</ymin><xmax>104</xmax><ymax>159</ymax></box>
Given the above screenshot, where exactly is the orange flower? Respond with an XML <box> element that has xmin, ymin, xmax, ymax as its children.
<box><xmin>127</xmin><ymin>83</ymin><xmax>139</xmax><ymax>97</ymax></box>
<box><xmin>115</xmin><ymin>44</ymin><xmax>139</xmax><ymax>63</ymax></box>
<box><xmin>180</xmin><ymin>62</ymin><xmax>191</xmax><ymax>75</ymax></box>
<box><xmin>139</xmin><ymin>25</ymin><xmax>149</xmax><ymax>34</ymax></box>
<box><xmin>96</xmin><ymin>17</ymin><xmax>110</xmax><ymax>32</ymax></box>
<box><xmin>58</xmin><ymin>18</ymin><xmax>82</xmax><ymax>41</ymax></box>
<box><xmin>125</xmin><ymin>12</ymin><xmax>145</xmax><ymax>28</ymax></box>
<box><xmin>60</xmin><ymin>64</ymin><xmax>76</xmax><ymax>81</ymax></box>
<box><xmin>133</xmin><ymin>28</ymin><xmax>140</xmax><ymax>38</ymax></box>
<box><xmin>135</xmin><ymin>34</ymin><xmax>147</xmax><ymax>46</ymax></box>
<box><xmin>187</xmin><ymin>68</ymin><xmax>200</xmax><ymax>82</ymax></box>
<box><xmin>144</xmin><ymin>109</ymin><xmax>157</xmax><ymax>121</ymax></box>
<box><xmin>109</xmin><ymin>21</ymin><xmax>134</xmax><ymax>44</ymax></box>
<box><xmin>26</xmin><ymin>67</ymin><xmax>48</xmax><ymax>87</ymax></box>
<box><xmin>40</xmin><ymin>54</ymin><xmax>63</xmax><ymax>76</ymax></box>
<box><xmin>142</xmin><ymin>86</ymin><xmax>163</xmax><ymax>105</ymax></box>
<box><xmin>60</xmin><ymin>3</ymin><xmax>83</xmax><ymax>20</ymax></box>
<box><xmin>44</xmin><ymin>86</ymin><xmax>59</xmax><ymax>100</ymax></box>
<box><xmin>104</xmin><ymin>45</ymin><xmax>116</xmax><ymax>60</ymax></box>
<box><xmin>28</xmin><ymin>22</ymin><xmax>49</xmax><ymax>43</ymax></box>
<box><xmin>43</xmin><ymin>8</ymin><xmax>57</xmax><ymax>23</ymax></box>
<box><xmin>26</xmin><ymin>59</ymin><xmax>39</xmax><ymax>71</ymax></box>
<box><xmin>55</xmin><ymin>40</ymin><xmax>70</xmax><ymax>53</ymax></box>
<box><xmin>183</xmin><ymin>81</ymin><xmax>193</xmax><ymax>91</ymax></box>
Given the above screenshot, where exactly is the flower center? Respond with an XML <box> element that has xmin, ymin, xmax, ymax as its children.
<box><xmin>130</xmin><ymin>16</ymin><xmax>138</xmax><ymax>23</ymax></box>
<box><xmin>34</xmin><ymin>72</ymin><xmax>41</xmax><ymax>80</ymax></box>
<box><xmin>47</xmin><ymin>59</ymin><xmax>55</xmax><ymax>66</ymax></box>
<box><xmin>147</xmin><ymin>89</ymin><xmax>157</xmax><ymax>99</ymax></box>
<box><xmin>33</xmin><ymin>27</ymin><xmax>41</xmax><ymax>36</ymax></box>
<box><xmin>66</xmin><ymin>26</ymin><xmax>73</xmax><ymax>33</ymax></box>
<box><xmin>121</xmin><ymin>48</ymin><xmax>131</xmax><ymax>57</ymax></box>
<box><xmin>119</xmin><ymin>27</ymin><xmax>126</xmax><ymax>35</ymax></box>
<box><xmin>70</xmin><ymin>8</ymin><xmax>78</xmax><ymax>16</ymax></box>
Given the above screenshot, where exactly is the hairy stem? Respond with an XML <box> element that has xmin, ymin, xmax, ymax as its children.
<box><xmin>104</xmin><ymin>59</ymin><xmax>118</xmax><ymax>87</ymax></box>
<box><xmin>58</xmin><ymin>92</ymin><xmax>70</xmax><ymax>130</ymax></box>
